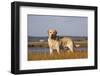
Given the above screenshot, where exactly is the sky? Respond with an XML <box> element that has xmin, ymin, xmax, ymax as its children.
<box><xmin>28</xmin><ymin>15</ymin><xmax>88</xmax><ymax>37</ymax></box>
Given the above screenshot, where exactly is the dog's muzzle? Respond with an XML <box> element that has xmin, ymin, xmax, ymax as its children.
<box><xmin>51</xmin><ymin>34</ymin><xmax>56</xmax><ymax>39</ymax></box>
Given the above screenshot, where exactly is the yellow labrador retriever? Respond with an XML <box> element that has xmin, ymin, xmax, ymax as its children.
<box><xmin>48</xmin><ymin>29</ymin><xmax>60</xmax><ymax>54</ymax></box>
<box><xmin>48</xmin><ymin>29</ymin><xmax>74</xmax><ymax>54</ymax></box>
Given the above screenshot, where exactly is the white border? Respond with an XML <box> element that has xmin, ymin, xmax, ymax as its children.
<box><xmin>20</xmin><ymin>6</ymin><xmax>95</xmax><ymax>70</ymax></box>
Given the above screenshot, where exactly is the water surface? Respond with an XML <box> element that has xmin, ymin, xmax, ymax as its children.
<box><xmin>28</xmin><ymin>47</ymin><xmax>87</xmax><ymax>53</ymax></box>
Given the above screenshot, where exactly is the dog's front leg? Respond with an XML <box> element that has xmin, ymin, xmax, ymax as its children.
<box><xmin>57</xmin><ymin>47</ymin><xmax>60</xmax><ymax>54</ymax></box>
<box><xmin>50</xmin><ymin>48</ymin><xmax>53</xmax><ymax>54</ymax></box>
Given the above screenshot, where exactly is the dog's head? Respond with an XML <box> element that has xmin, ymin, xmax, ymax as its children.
<box><xmin>48</xmin><ymin>29</ymin><xmax>57</xmax><ymax>39</ymax></box>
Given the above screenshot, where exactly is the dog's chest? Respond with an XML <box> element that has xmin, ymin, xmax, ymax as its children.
<box><xmin>48</xmin><ymin>39</ymin><xmax>59</xmax><ymax>48</ymax></box>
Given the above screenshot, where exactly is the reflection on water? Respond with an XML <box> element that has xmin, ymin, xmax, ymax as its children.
<box><xmin>28</xmin><ymin>47</ymin><xmax>87</xmax><ymax>53</ymax></box>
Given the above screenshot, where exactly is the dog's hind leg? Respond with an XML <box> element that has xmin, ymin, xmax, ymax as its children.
<box><xmin>69</xmin><ymin>44</ymin><xmax>74</xmax><ymax>52</ymax></box>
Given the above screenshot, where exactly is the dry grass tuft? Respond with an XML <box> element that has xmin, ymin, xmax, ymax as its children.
<box><xmin>28</xmin><ymin>50</ymin><xmax>88</xmax><ymax>61</ymax></box>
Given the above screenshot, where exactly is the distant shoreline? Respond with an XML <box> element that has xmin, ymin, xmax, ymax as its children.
<box><xmin>28</xmin><ymin>36</ymin><xmax>87</xmax><ymax>43</ymax></box>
